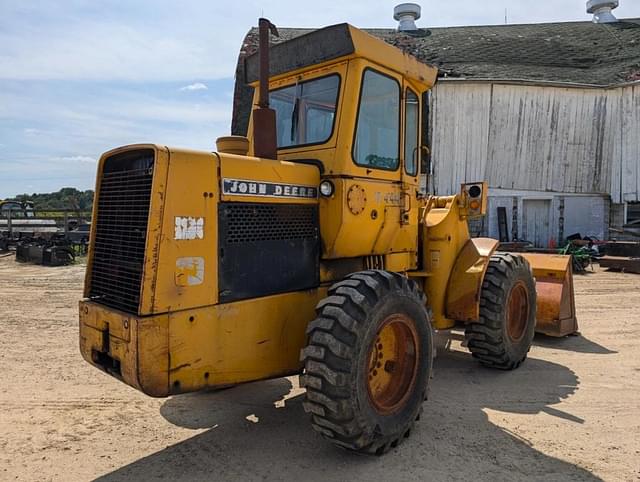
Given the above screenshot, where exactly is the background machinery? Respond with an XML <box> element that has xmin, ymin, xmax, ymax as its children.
<box><xmin>79</xmin><ymin>20</ymin><xmax>577</xmax><ymax>454</ymax></box>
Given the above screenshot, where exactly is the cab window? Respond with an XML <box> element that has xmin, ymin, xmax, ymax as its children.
<box><xmin>352</xmin><ymin>69</ymin><xmax>400</xmax><ymax>171</ymax></box>
<box><xmin>271</xmin><ymin>74</ymin><xmax>340</xmax><ymax>149</ymax></box>
<box><xmin>404</xmin><ymin>89</ymin><xmax>419</xmax><ymax>176</ymax></box>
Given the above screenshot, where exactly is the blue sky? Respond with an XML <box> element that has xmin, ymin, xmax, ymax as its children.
<box><xmin>1</xmin><ymin>0</ymin><xmax>639</xmax><ymax>198</ymax></box>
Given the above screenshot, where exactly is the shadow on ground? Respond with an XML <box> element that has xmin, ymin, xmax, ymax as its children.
<box><xmin>96</xmin><ymin>337</ymin><xmax>600</xmax><ymax>481</ymax></box>
<box><xmin>447</xmin><ymin>327</ymin><xmax>616</xmax><ymax>355</ymax></box>
<box><xmin>533</xmin><ymin>333</ymin><xmax>617</xmax><ymax>354</ymax></box>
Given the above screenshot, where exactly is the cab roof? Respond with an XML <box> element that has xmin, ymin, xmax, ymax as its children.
<box><xmin>244</xmin><ymin>23</ymin><xmax>437</xmax><ymax>88</ymax></box>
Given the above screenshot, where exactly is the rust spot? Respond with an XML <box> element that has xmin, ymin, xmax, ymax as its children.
<box><xmin>257</xmin><ymin>339</ymin><xmax>269</xmax><ymax>345</ymax></box>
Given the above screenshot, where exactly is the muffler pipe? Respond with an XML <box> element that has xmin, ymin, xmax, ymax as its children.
<box><xmin>253</xmin><ymin>18</ymin><xmax>279</xmax><ymax>160</ymax></box>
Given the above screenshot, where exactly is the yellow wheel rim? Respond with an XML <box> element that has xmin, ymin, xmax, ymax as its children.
<box><xmin>506</xmin><ymin>280</ymin><xmax>529</xmax><ymax>343</ymax></box>
<box><xmin>366</xmin><ymin>313</ymin><xmax>419</xmax><ymax>415</ymax></box>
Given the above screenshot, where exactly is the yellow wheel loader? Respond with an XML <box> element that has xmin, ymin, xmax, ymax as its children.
<box><xmin>79</xmin><ymin>19</ymin><xmax>577</xmax><ymax>455</ymax></box>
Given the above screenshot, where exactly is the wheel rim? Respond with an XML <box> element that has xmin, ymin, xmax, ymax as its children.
<box><xmin>506</xmin><ymin>281</ymin><xmax>529</xmax><ymax>342</ymax></box>
<box><xmin>366</xmin><ymin>314</ymin><xmax>419</xmax><ymax>415</ymax></box>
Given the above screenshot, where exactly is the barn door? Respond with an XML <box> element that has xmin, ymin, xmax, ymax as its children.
<box><xmin>523</xmin><ymin>199</ymin><xmax>551</xmax><ymax>247</ymax></box>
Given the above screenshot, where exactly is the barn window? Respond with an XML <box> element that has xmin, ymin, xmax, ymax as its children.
<box><xmin>352</xmin><ymin>69</ymin><xmax>400</xmax><ymax>171</ymax></box>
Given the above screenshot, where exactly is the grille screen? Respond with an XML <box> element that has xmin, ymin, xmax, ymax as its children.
<box><xmin>224</xmin><ymin>204</ymin><xmax>317</xmax><ymax>243</ymax></box>
<box><xmin>218</xmin><ymin>202</ymin><xmax>319</xmax><ymax>303</ymax></box>
<box><xmin>89</xmin><ymin>149</ymin><xmax>154</xmax><ymax>314</ymax></box>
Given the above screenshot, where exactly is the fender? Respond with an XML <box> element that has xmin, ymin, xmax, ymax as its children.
<box><xmin>445</xmin><ymin>237</ymin><xmax>499</xmax><ymax>322</ymax></box>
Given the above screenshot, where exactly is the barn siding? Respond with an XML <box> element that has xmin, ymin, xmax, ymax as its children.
<box><xmin>619</xmin><ymin>84</ymin><xmax>640</xmax><ymax>203</ymax></box>
<box><xmin>431</xmin><ymin>82</ymin><xmax>639</xmax><ymax>202</ymax></box>
<box><xmin>431</xmin><ymin>83</ymin><xmax>491</xmax><ymax>196</ymax></box>
<box><xmin>563</xmin><ymin>196</ymin><xmax>609</xmax><ymax>241</ymax></box>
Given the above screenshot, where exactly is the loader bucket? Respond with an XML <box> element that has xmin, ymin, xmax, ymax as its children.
<box><xmin>517</xmin><ymin>253</ymin><xmax>578</xmax><ymax>337</ymax></box>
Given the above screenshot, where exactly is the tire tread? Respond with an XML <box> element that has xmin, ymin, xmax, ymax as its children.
<box><xmin>464</xmin><ymin>253</ymin><xmax>536</xmax><ymax>370</ymax></box>
<box><xmin>301</xmin><ymin>270</ymin><xmax>430</xmax><ymax>454</ymax></box>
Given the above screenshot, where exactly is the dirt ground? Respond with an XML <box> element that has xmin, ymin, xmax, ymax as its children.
<box><xmin>0</xmin><ymin>256</ymin><xmax>639</xmax><ymax>482</ymax></box>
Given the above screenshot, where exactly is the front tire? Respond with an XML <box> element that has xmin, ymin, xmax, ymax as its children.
<box><xmin>300</xmin><ymin>270</ymin><xmax>433</xmax><ymax>455</ymax></box>
<box><xmin>465</xmin><ymin>253</ymin><xmax>536</xmax><ymax>370</ymax></box>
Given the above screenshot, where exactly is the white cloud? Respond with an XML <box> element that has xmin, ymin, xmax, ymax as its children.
<box><xmin>55</xmin><ymin>155</ymin><xmax>97</xmax><ymax>164</ymax></box>
<box><xmin>23</xmin><ymin>128</ymin><xmax>40</xmax><ymax>136</ymax></box>
<box><xmin>180</xmin><ymin>82</ymin><xmax>208</xmax><ymax>91</ymax></box>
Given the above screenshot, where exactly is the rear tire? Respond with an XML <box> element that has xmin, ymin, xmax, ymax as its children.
<box><xmin>465</xmin><ymin>253</ymin><xmax>536</xmax><ymax>370</ymax></box>
<box><xmin>300</xmin><ymin>270</ymin><xmax>433</xmax><ymax>455</ymax></box>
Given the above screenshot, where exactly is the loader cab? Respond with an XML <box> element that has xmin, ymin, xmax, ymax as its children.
<box><xmin>245</xmin><ymin>24</ymin><xmax>438</xmax><ymax>268</ymax></box>
<box><xmin>246</xmin><ymin>24</ymin><xmax>436</xmax><ymax>186</ymax></box>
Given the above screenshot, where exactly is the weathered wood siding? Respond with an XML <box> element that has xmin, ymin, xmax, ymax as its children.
<box><xmin>613</xmin><ymin>84</ymin><xmax>640</xmax><ymax>203</ymax></box>
<box><xmin>431</xmin><ymin>82</ymin><xmax>639</xmax><ymax>202</ymax></box>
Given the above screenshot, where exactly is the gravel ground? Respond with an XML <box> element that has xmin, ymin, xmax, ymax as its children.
<box><xmin>0</xmin><ymin>256</ymin><xmax>639</xmax><ymax>481</ymax></box>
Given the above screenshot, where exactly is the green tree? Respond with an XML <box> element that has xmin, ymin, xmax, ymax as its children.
<box><xmin>8</xmin><ymin>188</ymin><xmax>94</xmax><ymax>212</ymax></box>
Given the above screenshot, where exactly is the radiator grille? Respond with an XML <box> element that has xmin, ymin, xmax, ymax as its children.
<box><xmin>224</xmin><ymin>203</ymin><xmax>317</xmax><ymax>243</ymax></box>
<box><xmin>89</xmin><ymin>149</ymin><xmax>154</xmax><ymax>314</ymax></box>
<box><xmin>218</xmin><ymin>202</ymin><xmax>319</xmax><ymax>303</ymax></box>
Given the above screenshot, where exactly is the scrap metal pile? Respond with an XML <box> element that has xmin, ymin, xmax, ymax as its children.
<box><xmin>15</xmin><ymin>235</ymin><xmax>76</xmax><ymax>266</ymax></box>
<box><xmin>599</xmin><ymin>241</ymin><xmax>640</xmax><ymax>274</ymax></box>
<box><xmin>0</xmin><ymin>203</ymin><xmax>90</xmax><ymax>266</ymax></box>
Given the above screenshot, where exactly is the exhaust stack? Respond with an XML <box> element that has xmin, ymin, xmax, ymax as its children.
<box><xmin>252</xmin><ymin>18</ymin><xmax>279</xmax><ymax>160</ymax></box>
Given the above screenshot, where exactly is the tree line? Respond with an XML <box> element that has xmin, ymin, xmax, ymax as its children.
<box><xmin>9</xmin><ymin>188</ymin><xmax>94</xmax><ymax>212</ymax></box>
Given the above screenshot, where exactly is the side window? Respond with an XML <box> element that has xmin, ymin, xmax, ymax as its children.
<box><xmin>421</xmin><ymin>91</ymin><xmax>431</xmax><ymax>176</ymax></box>
<box><xmin>404</xmin><ymin>89</ymin><xmax>419</xmax><ymax>176</ymax></box>
<box><xmin>353</xmin><ymin>69</ymin><xmax>400</xmax><ymax>170</ymax></box>
<box><xmin>271</xmin><ymin>75</ymin><xmax>340</xmax><ymax>149</ymax></box>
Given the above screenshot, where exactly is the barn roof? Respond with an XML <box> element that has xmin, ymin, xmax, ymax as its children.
<box><xmin>232</xmin><ymin>18</ymin><xmax>640</xmax><ymax>135</ymax></box>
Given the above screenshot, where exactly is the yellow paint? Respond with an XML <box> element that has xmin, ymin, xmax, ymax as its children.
<box><xmin>79</xmin><ymin>300</ymin><xmax>169</xmax><ymax>397</ymax></box>
<box><xmin>320</xmin><ymin>177</ymin><xmax>418</xmax><ymax>261</ymax></box>
<box><xmin>417</xmin><ymin>195</ymin><xmax>472</xmax><ymax>329</ymax></box>
<box><xmin>146</xmin><ymin>147</ymin><xmax>220</xmax><ymax>314</ymax></box>
<box><xmin>445</xmin><ymin>238</ymin><xmax>499</xmax><ymax>322</ymax></box>
<box><xmin>79</xmin><ymin>289</ymin><xmax>325</xmax><ymax>397</ymax></box>
<box><xmin>168</xmin><ymin>288</ymin><xmax>326</xmax><ymax>392</ymax></box>
<box><xmin>367</xmin><ymin>321</ymin><xmax>398</xmax><ymax>400</ymax></box>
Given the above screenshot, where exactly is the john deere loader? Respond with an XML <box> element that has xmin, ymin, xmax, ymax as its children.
<box><xmin>79</xmin><ymin>19</ymin><xmax>577</xmax><ymax>454</ymax></box>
